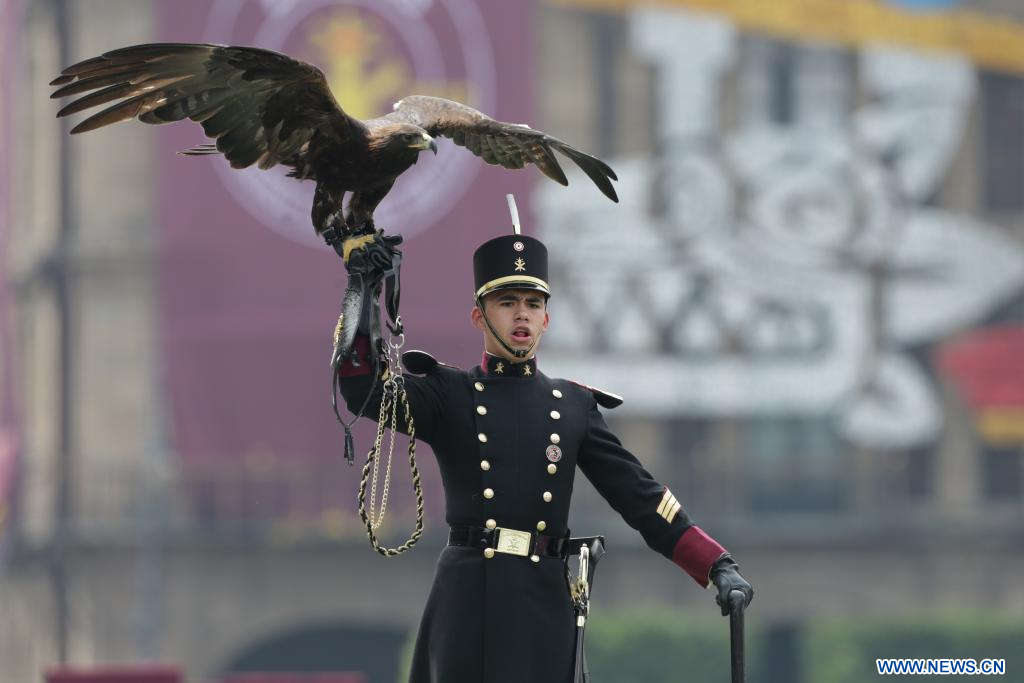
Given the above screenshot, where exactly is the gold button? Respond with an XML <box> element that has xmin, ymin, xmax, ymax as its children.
<box><xmin>474</xmin><ymin>382</ymin><xmax>484</xmax><ymax>392</ymax></box>
<box><xmin>531</xmin><ymin>555</ymin><xmax>540</xmax><ymax>563</ymax></box>
<box><xmin>542</xmin><ymin>491</ymin><xmax>553</xmax><ymax>502</ymax></box>
<box><xmin>552</xmin><ymin>389</ymin><xmax>563</xmax><ymax>398</ymax></box>
<box><xmin>547</xmin><ymin>464</ymin><xmax>557</xmax><ymax>475</ymax></box>
<box><xmin>484</xmin><ymin>488</ymin><xmax>495</xmax><ymax>499</ymax></box>
<box><xmin>477</xmin><ymin>405</ymin><xmax>487</xmax><ymax>415</ymax></box>
<box><xmin>480</xmin><ymin>460</ymin><xmax>490</xmax><ymax>471</ymax></box>
<box><xmin>478</xmin><ymin>433</ymin><xmax>488</xmax><ymax>443</ymax></box>
<box><xmin>536</xmin><ymin>521</ymin><xmax>547</xmax><ymax>531</ymax></box>
<box><xmin>550</xmin><ymin>433</ymin><xmax>560</xmax><ymax>444</ymax></box>
<box><xmin>485</xmin><ymin>519</ymin><xmax>497</xmax><ymax>529</ymax></box>
<box><xmin>550</xmin><ymin>410</ymin><xmax>561</xmax><ymax>420</ymax></box>
<box><xmin>484</xmin><ymin>548</ymin><xmax>495</xmax><ymax>559</ymax></box>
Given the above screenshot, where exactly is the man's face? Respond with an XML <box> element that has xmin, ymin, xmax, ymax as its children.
<box><xmin>470</xmin><ymin>288</ymin><xmax>550</xmax><ymax>361</ymax></box>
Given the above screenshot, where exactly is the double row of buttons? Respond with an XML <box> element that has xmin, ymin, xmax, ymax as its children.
<box><xmin>475</xmin><ymin>382</ymin><xmax>566</xmax><ymax>560</ymax></box>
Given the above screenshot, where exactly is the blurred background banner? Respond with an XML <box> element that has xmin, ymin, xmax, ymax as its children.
<box><xmin>540</xmin><ymin>0</ymin><xmax>1024</xmax><ymax>451</ymax></box>
<box><xmin>0</xmin><ymin>0</ymin><xmax>23</xmax><ymax>562</ymax></box>
<box><xmin>156</xmin><ymin>1</ymin><xmax>532</xmax><ymax>463</ymax></box>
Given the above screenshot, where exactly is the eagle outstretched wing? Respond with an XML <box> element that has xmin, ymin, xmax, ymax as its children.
<box><xmin>50</xmin><ymin>43</ymin><xmax>365</xmax><ymax>174</ymax></box>
<box><xmin>387</xmin><ymin>95</ymin><xmax>619</xmax><ymax>202</ymax></box>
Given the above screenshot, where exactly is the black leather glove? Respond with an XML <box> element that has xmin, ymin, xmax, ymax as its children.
<box><xmin>338</xmin><ymin>232</ymin><xmax>403</xmax><ymax>334</ymax></box>
<box><xmin>711</xmin><ymin>555</ymin><xmax>753</xmax><ymax>616</ymax></box>
<box><xmin>343</xmin><ymin>232</ymin><xmax>403</xmax><ymax>275</ymax></box>
<box><xmin>331</xmin><ymin>231</ymin><xmax>405</xmax><ymax>459</ymax></box>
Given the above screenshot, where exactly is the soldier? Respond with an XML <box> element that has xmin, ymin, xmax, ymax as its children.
<box><xmin>337</xmin><ymin>231</ymin><xmax>753</xmax><ymax>683</ymax></box>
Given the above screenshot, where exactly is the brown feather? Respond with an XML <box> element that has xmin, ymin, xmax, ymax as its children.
<box><xmin>71</xmin><ymin>95</ymin><xmax>160</xmax><ymax>134</ymax></box>
<box><xmin>57</xmin><ymin>75</ymin><xmax>191</xmax><ymax>118</ymax></box>
<box><xmin>527</xmin><ymin>141</ymin><xmax>569</xmax><ymax>186</ymax></box>
<box><xmin>479</xmin><ymin>136</ymin><xmax>499</xmax><ymax>164</ymax></box>
<box><xmin>50</xmin><ymin>67</ymin><xmax>152</xmax><ymax>99</ymax></box>
<box><xmin>388</xmin><ymin>95</ymin><xmax>613</xmax><ymax>199</ymax></box>
<box><xmin>551</xmin><ymin>141</ymin><xmax>618</xmax><ymax>200</ymax></box>
<box><xmin>53</xmin><ymin>42</ymin><xmax>364</xmax><ymax>178</ymax></box>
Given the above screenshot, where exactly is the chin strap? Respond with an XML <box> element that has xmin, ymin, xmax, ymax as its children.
<box><xmin>475</xmin><ymin>298</ymin><xmax>542</xmax><ymax>360</ymax></box>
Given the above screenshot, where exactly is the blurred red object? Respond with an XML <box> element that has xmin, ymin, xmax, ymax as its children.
<box><xmin>938</xmin><ymin>326</ymin><xmax>1024</xmax><ymax>409</ymax></box>
<box><xmin>45</xmin><ymin>666</ymin><xmax>181</xmax><ymax>683</ymax></box>
<box><xmin>938</xmin><ymin>325</ymin><xmax>1024</xmax><ymax>445</ymax></box>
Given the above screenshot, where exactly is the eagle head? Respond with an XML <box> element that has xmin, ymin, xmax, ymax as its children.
<box><xmin>382</xmin><ymin>123</ymin><xmax>437</xmax><ymax>155</ymax></box>
<box><xmin>366</xmin><ymin>123</ymin><xmax>438</xmax><ymax>174</ymax></box>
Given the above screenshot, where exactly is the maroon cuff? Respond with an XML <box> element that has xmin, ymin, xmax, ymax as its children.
<box><xmin>338</xmin><ymin>334</ymin><xmax>374</xmax><ymax>377</ymax></box>
<box><xmin>671</xmin><ymin>525</ymin><xmax>728</xmax><ymax>588</ymax></box>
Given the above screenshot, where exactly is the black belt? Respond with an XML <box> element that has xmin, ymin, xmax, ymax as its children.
<box><xmin>448</xmin><ymin>525</ymin><xmax>570</xmax><ymax>559</ymax></box>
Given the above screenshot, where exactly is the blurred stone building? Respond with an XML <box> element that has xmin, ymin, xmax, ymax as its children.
<box><xmin>2</xmin><ymin>1</ymin><xmax>1024</xmax><ymax>682</ymax></box>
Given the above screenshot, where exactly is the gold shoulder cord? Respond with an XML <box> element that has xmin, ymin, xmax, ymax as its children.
<box><xmin>356</xmin><ymin>324</ymin><xmax>425</xmax><ymax>555</ymax></box>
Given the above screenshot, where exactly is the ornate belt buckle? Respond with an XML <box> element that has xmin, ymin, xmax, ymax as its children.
<box><xmin>495</xmin><ymin>528</ymin><xmax>531</xmax><ymax>557</ymax></box>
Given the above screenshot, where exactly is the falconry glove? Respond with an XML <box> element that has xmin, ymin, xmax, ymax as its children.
<box><xmin>331</xmin><ymin>231</ymin><xmax>404</xmax><ymax>463</ymax></box>
<box><xmin>333</xmin><ymin>231</ymin><xmax>404</xmax><ymax>360</ymax></box>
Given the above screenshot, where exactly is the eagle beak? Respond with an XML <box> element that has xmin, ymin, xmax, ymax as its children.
<box><xmin>412</xmin><ymin>133</ymin><xmax>437</xmax><ymax>155</ymax></box>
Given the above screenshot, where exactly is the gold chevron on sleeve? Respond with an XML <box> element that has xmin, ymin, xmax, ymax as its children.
<box><xmin>657</xmin><ymin>488</ymin><xmax>681</xmax><ymax>523</ymax></box>
<box><xmin>657</xmin><ymin>489</ymin><xmax>672</xmax><ymax>516</ymax></box>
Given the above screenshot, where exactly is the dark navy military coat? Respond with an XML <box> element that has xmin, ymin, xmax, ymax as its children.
<box><xmin>340</xmin><ymin>348</ymin><xmax>713</xmax><ymax>683</ymax></box>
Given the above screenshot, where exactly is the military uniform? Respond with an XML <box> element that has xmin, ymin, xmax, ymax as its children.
<box><xmin>338</xmin><ymin>233</ymin><xmax>737</xmax><ymax>683</ymax></box>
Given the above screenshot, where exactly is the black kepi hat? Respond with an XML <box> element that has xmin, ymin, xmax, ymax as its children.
<box><xmin>473</xmin><ymin>234</ymin><xmax>550</xmax><ymax>300</ymax></box>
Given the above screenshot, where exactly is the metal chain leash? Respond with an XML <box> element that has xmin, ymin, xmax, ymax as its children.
<box><xmin>366</xmin><ymin>364</ymin><xmax>398</xmax><ymax>530</ymax></box>
<box><xmin>357</xmin><ymin>323</ymin><xmax>425</xmax><ymax>555</ymax></box>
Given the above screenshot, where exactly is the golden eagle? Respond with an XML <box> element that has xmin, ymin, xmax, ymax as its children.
<box><xmin>50</xmin><ymin>43</ymin><xmax>618</xmax><ymax>237</ymax></box>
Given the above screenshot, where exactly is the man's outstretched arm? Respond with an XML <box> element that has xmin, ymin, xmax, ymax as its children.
<box><xmin>577</xmin><ymin>396</ymin><xmax>753</xmax><ymax>612</ymax></box>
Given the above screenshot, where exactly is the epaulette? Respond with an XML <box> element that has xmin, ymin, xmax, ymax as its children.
<box><xmin>402</xmin><ymin>350</ymin><xmax>457</xmax><ymax>375</ymax></box>
<box><xmin>567</xmin><ymin>380</ymin><xmax>624</xmax><ymax>409</ymax></box>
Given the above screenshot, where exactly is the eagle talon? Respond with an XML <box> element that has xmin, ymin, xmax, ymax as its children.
<box><xmin>342</xmin><ymin>214</ymin><xmax>375</xmax><ymax>236</ymax></box>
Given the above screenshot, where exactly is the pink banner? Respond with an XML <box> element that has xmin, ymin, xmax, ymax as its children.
<box><xmin>157</xmin><ymin>1</ymin><xmax>535</xmax><ymax>464</ymax></box>
<box><xmin>45</xmin><ymin>667</ymin><xmax>181</xmax><ymax>683</ymax></box>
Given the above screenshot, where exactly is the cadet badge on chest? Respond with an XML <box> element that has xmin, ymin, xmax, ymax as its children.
<box><xmin>546</xmin><ymin>444</ymin><xmax>563</xmax><ymax>463</ymax></box>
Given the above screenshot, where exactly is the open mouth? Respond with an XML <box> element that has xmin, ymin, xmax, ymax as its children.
<box><xmin>510</xmin><ymin>327</ymin><xmax>532</xmax><ymax>343</ymax></box>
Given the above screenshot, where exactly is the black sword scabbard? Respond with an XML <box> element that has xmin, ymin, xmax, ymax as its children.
<box><xmin>569</xmin><ymin>536</ymin><xmax>605</xmax><ymax>683</ymax></box>
<box><xmin>728</xmin><ymin>589</ymin><xmax>747</xmax><ymax>683</ymax></box>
